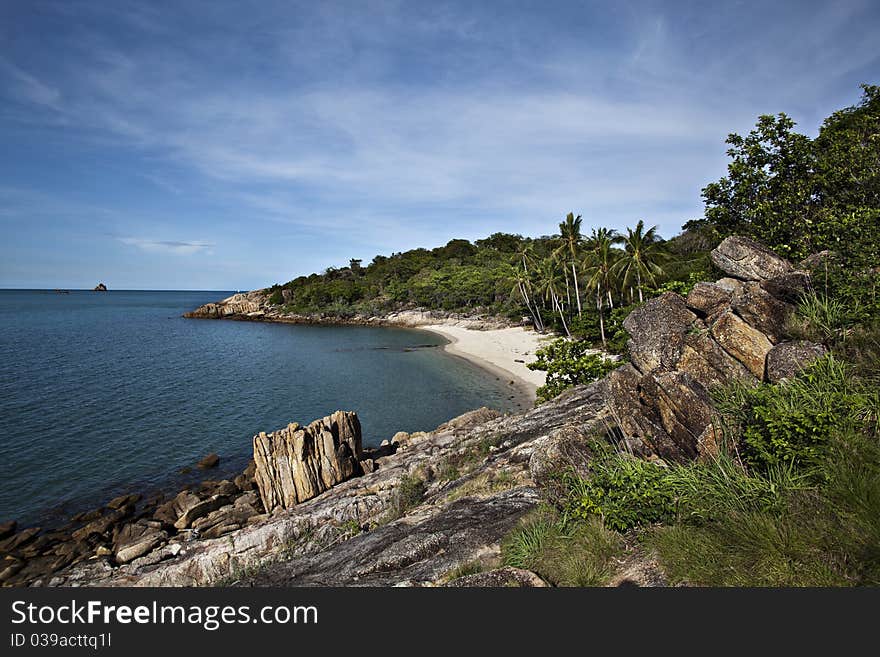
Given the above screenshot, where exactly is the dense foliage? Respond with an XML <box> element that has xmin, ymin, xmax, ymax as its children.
<box><xmin>693</xmin><ymin>84</ymin><xmax>880</xmax><ymax>318</ymax></box>
<box><xmin>527</xmin><ymin>340</ymin><xmax>622</xmax><ymax>403</ymax></box>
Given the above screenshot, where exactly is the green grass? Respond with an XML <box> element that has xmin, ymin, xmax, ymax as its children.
<box><xmin>502</xmin><ymin>507</ymin><xmax>624</xmax><ymax>587</ymax></box>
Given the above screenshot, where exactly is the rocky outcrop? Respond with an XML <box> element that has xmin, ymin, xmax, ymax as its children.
<box><xmin>253</xmin><ymin>411</ymin><xmax>364</xmax><ymax>512</ymax></box>
<box><xmin>184</xmin><ymin>291</ymin><xmax>265</xmax><ymax>319</ymax></box>
<box><xmin>710</xmin><ymin>236</ymin><xmax>793</xmax><ymax>281</ymax></box>
<box><xmin>608</xmin><ymin>235</ymin><xmax>822</xmax><ymax>461</ymax></box>
<box><xmin>93</xmin><ymin>283</ymin><xmax>108</xmax><ymax>291</ymax></box>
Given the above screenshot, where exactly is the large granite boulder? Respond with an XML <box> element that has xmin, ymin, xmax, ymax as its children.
<box><xmin>113</xmin><ymin>522</ymin><xmax>167</xmax><ymax>564</ymax></box>
<box><xmin>766</xmin><ymin>341</ymin><xmax>827</xmax><ymax>383</ymax></box>
<box><xmin>711</xmin><ymin>236</ymin><xmax>794</xmax><ymax>281</ymax></box>
<box><xmin>253</xmin><ymin>411</ymin><xmax>364</xmax><ymax>512</ymax></box>
<box><xmin>623</xmin><ymin>292</ymin><xmax>696</xmax><ymax>374</ymax></box>
<box><xmin>710</xmin><ymin>310</ymin><xmax>773</xmax><ymax>379</ymax></box>
<box><xmin>730</xmin><ymin>281</ymin><xmax>794</xmax><ymax>344</ymax></box>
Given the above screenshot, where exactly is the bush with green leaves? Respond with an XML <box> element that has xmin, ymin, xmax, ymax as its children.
<box><xmin>527</xmin><ymin>338</ymin><xmax>623</xmax><ymax>402</ymax></box>
<box><xmin>562</xmin><ymin>450</ymin><xmax>676</xmax><ymax>532</ymax></box>
<box><xmin>712</xmin><ymin>356</ymin><xmax>877</xmax><ymax>472</ymax></box>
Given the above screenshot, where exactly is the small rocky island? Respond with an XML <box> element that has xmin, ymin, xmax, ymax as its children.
<box><xmin>93</xmin><ymin>283</ymin><xmax>108</xmax><ymax>291</ymax></box>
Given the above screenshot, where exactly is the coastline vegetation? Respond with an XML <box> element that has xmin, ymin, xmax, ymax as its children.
<box><xmin>500</xmin><ymin>84</ymin><xmax>880</xmax><ymax>586</ymax></box>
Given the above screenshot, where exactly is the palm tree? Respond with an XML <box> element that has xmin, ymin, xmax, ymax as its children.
<box><xmin>553</xmin><ymin>213</ymin><xmax>584</xmax><ymax>317</ymax></box>
<box><xmin>583</xmin><ymin>228</ymin><xmax>622</xmax><ymax>348</ymax></box>
<box><xmin>509</xmin><ymin>262</ymin><xmax>545</xmax><ymax>333</ymax></box>
<box><xmin>535</xmin><ymin>258</ymin><xmax>571</xmax><ymax>338</ymax></box>
<box><xmin>612</xmin><ymin>220</ymin><xmax>666</xmax><ymax>303</ymax></box>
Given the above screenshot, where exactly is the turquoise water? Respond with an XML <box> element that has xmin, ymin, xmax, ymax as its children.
<box><xmin>0</xmin><ymin>290</ymin><xmax>523</xmax><ymax>526</ymax></box>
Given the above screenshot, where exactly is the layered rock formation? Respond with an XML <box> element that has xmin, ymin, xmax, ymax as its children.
<box><xmin>183</xmin><ymin>291</ymin><xmax>265</xmax><ymax>319</ymax></box>
<box><xmin>607</xmin><ymin>235</ymin><xmax>824</xmax><ymax>462</ymax></box>
<box><xmin>253</xmin><ymin>411</ymin><xmax>364</xmax><ymax>512</ymax></box>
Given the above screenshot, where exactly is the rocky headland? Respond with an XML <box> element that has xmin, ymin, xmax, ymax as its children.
<box><xmin>0</xmin><ymin>236</ymin><xmax>826</xmax><ymax>587</ymax></box>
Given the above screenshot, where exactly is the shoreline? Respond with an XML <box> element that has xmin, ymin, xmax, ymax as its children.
<box><xmin>418</xmin><ymin>324</ymin><xmax>550</xmax><ymax>403</ymax></box>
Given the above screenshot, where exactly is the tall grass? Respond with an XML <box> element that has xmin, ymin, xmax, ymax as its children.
<box><xmin>502</xmin><ymin>507</ymin><xmax>623</xmax><ymax>587</ymax></box>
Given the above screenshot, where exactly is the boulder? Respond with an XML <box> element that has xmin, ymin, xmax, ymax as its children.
<box><xmin>446</xmin><ymin>567</ymin><xmax>548</xmax><ymax>587</ymax></box>
<box><xmin>730</xmin><ymin>281</ymin><xmax>794</xmax><ymax>343</ymax></box>
<box><xmin>677</xmin><ymin>329</ymin><xmax>756</xmax><ymax>389</ymax></box>
<box><xmin>113</xmin><ymin>523</ymin><xmax>167</xmax><ymax>564</ymax></box>
<box><xmin>197</xmin><ymin>453</ymin><xmax>220</xmax><ymax>470</ymax></box>
<box><xmin>153</xmin><ymin>490</ymin><xmax>202</xmax><ymax>526</ymax></box>
<box><xmin>0</xmin><ymin>526</ymin><xmax>41</xmax><ymax>554</ymax></box>
<box><xmin>685</xmin><ymin>282</ymin><xmax>732</xmax><ymax>319</ymax></box>
<box><xmin>760</xmin><ymin>271</ymin><xmax>812</xmax><ymax>304</ymax></box>
<box><xmin>107</xmin><ymin>493</ymin><xmax>141</xmax><ymax>510</ymax></box>
<box><xmin>711</xmin><ymin>236</ymin><xmax>794</xmax><ymax>281</ymax></box>
<box><xmin>710</xmin><ymin>311</ymin><xmax>773</xmax><ymax>379</ymax></box>
<box><xmin>0</xmin><ymin>520</ymin><xmax>16</xmax><ymax>540</ymax></box>
<box><xmin>623</xmin><ymin>292</ymin><xmax>697</xmax><ymax>374</ymax></box>
<box><xmin>173</xmin><ymin>495</ymin><xmax>230</xmax><ymax>530</ymax></box>
<box><xmin>766</xmin><ymin>341</ymin><xmax>827</xmax><ymax>383</ymax></box>
<box><xmin>606</xmin><ymin>365</ymin><xmax>677</xmax><ymax>460</ymax></box>
<box><xmin>640</xmin><ymin>371</ymin><xmax>714</xmax><ymax>461</ymax></box>
<box><xmin>253</xmin><ymin>411</ymin><xmax>364</xmax><ymax>512</ymax></box>
<box><xmin>234</xmin><ymin>460</ymin><xmax>257</xmax><ymax>491</ymax></box>
<box><xmin>528</xmin><ymin>424</ymin><xmax>595</xmax><ymax>491</ymax></box>
<box><xmin>71</xmin><ymin>506</ymin><xmax>133</xmax><ymax>542</ymax></box>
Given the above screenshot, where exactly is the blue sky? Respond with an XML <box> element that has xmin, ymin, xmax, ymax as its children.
<box><xmin>1</xmin><ymin>0</ymin><xmax>877</xmax><ymax>290</ymax></box>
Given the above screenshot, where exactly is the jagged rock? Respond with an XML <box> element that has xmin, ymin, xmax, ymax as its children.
<box><xmin>641</xmin><ymin>371</ymin><xmax>714</xmax><ymax>461</ymax></box>
<box><xmin>173</xmin><ymin>495</ymin><xmax>230</xmax><ymax>530</ymax></box>
<box><xmin>677</xmin><ymin>328</ymin><xmax>756</xmax><ymax>389</ymax></box>
<box><xmin>710</xmin><ymin>311</ymin><xmax>773</xmax><ymax>379</ymax></box>
<box><xmin>191</xmin><ymin>496</ymin><xmax>262</xmax><ymax>540</ymax></box>
<box><xmin>71</xmin><ymin>505</ymin><xmax>133</xmax><ymax>542</ymax></box>
<box><xmin>686</xmin><ymin>282</ymin><xmax>732</xmax><ymax>319</ymax></box>
<box><xmin>730</xmin><ymin>281</ymin><xmax>794</xmax><ymax>343</ymax></box>
<box><xmin>528</xmin><ymin>424</ymin><xmax>595</xmax><ymax>490</ymax></box>
<box><xmin>607</xmin><ymin>364</ymin><xmax>676</xmax><ymax>459</ymax></box>
<box><xmin>0</xmin><ymin>526</ymin><xmax>41</xmax><ymax>554</ymax></box>
<box><xmin>715</xmin><ymin>277</ymin><xmax>745</xmax><ymax>294</ymax></box>
<box><xmin>711</xmin><ymin>236</ymin><xmax>794</xmax><ymax>281</ymax></box>
<box><xmin>153</xmin><ymin>491</ymin><xmax>202</xmax><ymax>526</ymax></box>
<box><xmin>107</xmin><ymin>493</ymin><xmax>141</xmax><ymax>510</ymax></box>
<box><xmin>253</xmin><ymin>411</ymin><xmax>364</xmax><ymax>512</ymax></box>
<box><xmin>446</xmin><ymin>567</ymin><xmax>549</xmax><ymax>587</ymax></box>
<box><xmin>360</xmin><ymin>458</ymin><xmax>376</xmax><ymax>474</ymax></box>
<box><xmin>0</xmin><ymin>520</ymin><xmax>17</xmax><ymax>540</ymax></box>
<box><xmin>623</xmin><ymin>292</ymin><xmax>697</xmax><ymax>374</ymax></box>
<box><xmin>197</xmin><ymin>453</ymin><xmax>220</xmax><ymax>469</ymax></box>
<box><xmin>199</xmin><ymin>480</ymin><xmax>238</xmax><ymax>498</ymax></box>
<box><xmin>766</xmin><ymin>341</ymin><xmax>827</xmax><ymax>383</ymax></box>
<box><xmin>93</xmin><ymin>283</ymin><xmax>108</xmax><ymax>292</ymax></box>
<box><xmin>234</xmin><ymin>460</ymin><xmax>257</xmax><ymax>492</ymax></box>
<box><xmin>113</xmin><ymin>523</ymin><xmax>168</xmax><ymax>564</ymax></box>
<box><xmin>242</xmin><ymin>488</ymin><xmax>539</xmax><ymax>586</ymax></box>
<box><xmin>760</xmin><ymin>271</ymin><xmax>812</xmax><ymax>304</ymax></box>
<box><xmin>184</xmin><ymin>291</ymin><xmax>265</xmax><ymax>318</ymax></box>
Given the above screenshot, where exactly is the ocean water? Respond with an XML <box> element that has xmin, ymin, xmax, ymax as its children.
<box><xmin>0</xmin><ymin>290</ymin><xmax>525</xmax><ymax>527</ymax></box>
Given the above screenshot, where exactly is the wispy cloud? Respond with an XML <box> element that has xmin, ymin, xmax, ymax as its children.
<box><xmin>118</xmin><ymin>238</ymin><xmax>214</xmax><ymax>256</ymax></box>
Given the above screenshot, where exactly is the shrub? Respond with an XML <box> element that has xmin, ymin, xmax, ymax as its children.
<box><xmin>528</xmin><ymin>338</ymin><xmax>622</xmax><ymax>403</ymax></box>
<box><xmin>386</xmin><ymin>473</ymin><xmax>426</xmax><ymax>520</ymax></box>
<box><xmin>563</xmin><ymin>450</ymin><xmax>676</xmax><ymax>532</ymax></box>
<box><xmin>712</xmin><ymin>356</ymin><xmax>877</xmax><ymax>472</ymax></box>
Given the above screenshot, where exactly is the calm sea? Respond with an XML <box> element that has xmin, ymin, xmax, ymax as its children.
<box><xmin>0</xmin><ymin>290</ymin><xmax>523</xmax><ymax>527</ymax></box>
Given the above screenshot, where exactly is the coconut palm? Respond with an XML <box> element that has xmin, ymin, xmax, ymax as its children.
<box><xmin>553</xmin><ymin>213</ymin><xmax>584</xmax><ymax>317</ymax></box>
<box><xmin>509</xmin><ymin>262</ymin><xmax>545</xmax><ymax>333</ymax></box>
<box><xmin>583</xmin><ymin>227</ymin><xmax>622</xmax><ymax>348</ymax></box>
<box><xmin>612</xmin><ymin>220</ymin><xmax>666</xmax><ymax>303</ymax></box>
<box><xmin>535</xmin><ymin>258</ymin><xmax>571</xmax><ymax>338</ymax></box>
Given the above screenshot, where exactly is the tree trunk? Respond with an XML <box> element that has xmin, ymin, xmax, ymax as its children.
<box><xmin>596</xmin><ymin>291</ymin><xmax>606</xmax><ymax>349</ymax></box>
<box><xmin>552</xmin><ymin>291</ymin><xmax>571</xmax><ymax>338</ymax></box>
<box><xmin>572</xmin><ymin>261</ymin><xmax>582</xmax><ymax>317</ymax></box>
<box><xmin>636</xmin><ymin>268</ymin><xmax>644</xmax><ymax>303</ymax></box>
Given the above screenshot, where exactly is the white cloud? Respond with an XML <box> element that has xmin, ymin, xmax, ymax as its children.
<box><xmin>118</xmin><ymin>238</ymin><xmax>214</xmax><ymax>256</ymax></box>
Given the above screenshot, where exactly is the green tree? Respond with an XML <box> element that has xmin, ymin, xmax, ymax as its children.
<box><xmin>613</xmin><ymin>220</ymin><xmax>666</xmax><ymax>303</ymax></box>
<box><xmin>583</xmin><ymin>227</ymin><xmax>622</xmax><ymax>348</ymax></box>
<box><xmin>553</xmin><ymin>213</ymin><xmax>585</xmax><ymax>317</ymax></box>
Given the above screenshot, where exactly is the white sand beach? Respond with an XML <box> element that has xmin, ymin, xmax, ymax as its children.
<box><xmin>421</xmin><ymin>324</ymin><xmax>552</xmax><ymax>399</ymax></box>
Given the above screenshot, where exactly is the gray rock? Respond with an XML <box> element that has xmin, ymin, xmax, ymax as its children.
<box><xmin>730</xmin><ymin>281</ymin><xmax>794</xmax><ymax>344</ymax></box>
<box><xmin>686</xmin><ymin>282</ymin><xmax>732</xmax><ymax>318</ymax></box>
<box><xmin>766</xmin><ymin>341</ymin><xmax>827</xmax><ymax>383</ymax></box>
<box><xmin>446</xmin><ymin>567</ymin><xmax>549</xmax><ymax>587</ymax></box>
<box><xmin>711</xmin><ymin>235</ymin><xmax>794</xmax><ymax>281</ymax></box>
<box><xmin>623</xmin><ymin>292</ymin><xmax>697</xmax><ymax>374</ymax></box>
<box><xmin>113</xmin><ymin>523</ymin><xmax>167</xmax><ymax>564</ymax></box>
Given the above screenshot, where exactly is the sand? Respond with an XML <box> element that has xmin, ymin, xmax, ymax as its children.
<box><xmin>421</xmin><ymin>324</ymin><xmax>552</xmax><ymax>400</ymax></box>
